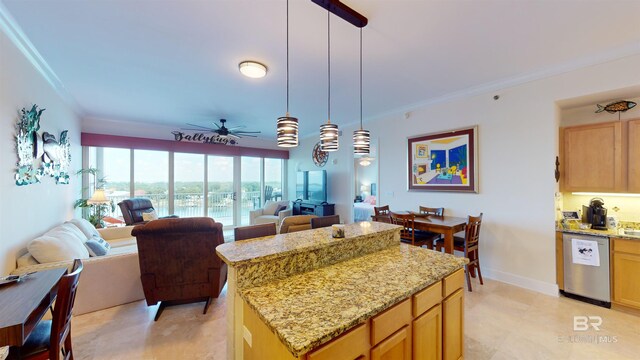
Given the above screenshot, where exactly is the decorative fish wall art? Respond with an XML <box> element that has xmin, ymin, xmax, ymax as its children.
<box><xmin>595</xmin><ymin>100</ymin><xmax>637</xmax><ymax>114</ymax></box>
<box><xmin>14</xmin><ymin>104</ymin><xmax>71</xmax><ymax>186</ymax></box>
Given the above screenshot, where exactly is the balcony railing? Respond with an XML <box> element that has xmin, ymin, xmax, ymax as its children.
<box><xmin>105</xmin><ymin>191</ymin><xmax>263</xmax><ymax>225</ymax></box>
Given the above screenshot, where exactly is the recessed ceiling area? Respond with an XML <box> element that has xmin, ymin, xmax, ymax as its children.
<box><xmin>2</xmin><ymin>0</ymin><xmax>640</xmax><ymax>140</ymax></box>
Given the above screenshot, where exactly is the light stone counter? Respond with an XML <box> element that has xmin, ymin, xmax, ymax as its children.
<box><xmin>241</xmin><ymin>244</ymin><xmax>467</xmax><ymax>357</ymax></box>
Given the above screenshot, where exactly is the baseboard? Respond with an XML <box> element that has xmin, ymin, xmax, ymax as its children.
<box><xmin>482</xmin><ymin>267</ymin><xmax>560</xmax><ymax>297</ymax></box>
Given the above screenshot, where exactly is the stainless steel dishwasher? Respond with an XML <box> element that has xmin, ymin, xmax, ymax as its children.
<box><xmin>562</xmin><ymin>233</ymin><xmax>610</xmax><ymax>307</ymax></box>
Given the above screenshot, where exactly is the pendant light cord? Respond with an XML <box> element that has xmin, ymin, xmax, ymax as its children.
<box><xmin>360</xmin><ymin>28</ymin><xmax>363</xmax><ymax>130</ymax></box>
<box><xmin>286</xmin><ymin>0</ymin><xmax>289</xmax><ymax>113</ymax></box>
<box><xmin>327</xmin><ymin>10</ymin><xmax>331</xmax><ymax>123</ymax></box>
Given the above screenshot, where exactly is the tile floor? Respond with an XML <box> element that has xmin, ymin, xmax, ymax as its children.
<box><xmin>70</xmin><ymin>279</ymin><xmax>640</xmax><ymax>360</ymax></box>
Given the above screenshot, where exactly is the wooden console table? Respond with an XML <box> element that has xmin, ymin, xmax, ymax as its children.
<box><xmin>0</xmin><ymin>268</ymin><xmax>66</xmax><ymax>347</ymax></box>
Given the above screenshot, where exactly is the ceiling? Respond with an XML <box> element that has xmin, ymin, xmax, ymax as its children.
<box><xmin>3</xmin><ymin>0</ymin><xmax>640</xmax><ymax>140</ymax></box>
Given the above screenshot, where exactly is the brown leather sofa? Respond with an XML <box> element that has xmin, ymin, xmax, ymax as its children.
<box><xmin>131</xmin><ymin>217</ymin><xmax>227</xmax><ymax>320</ymax></box>
<box><xmin>118</xmin><ymin>198</ymin><xmax>178</xmax><ymax>226</ymax></box>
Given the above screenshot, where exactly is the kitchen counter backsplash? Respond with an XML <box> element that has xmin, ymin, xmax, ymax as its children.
<box><xmin>618</xmin><ymin>221</ymin><xmax>640</xmax><ymax>230</ymax></box>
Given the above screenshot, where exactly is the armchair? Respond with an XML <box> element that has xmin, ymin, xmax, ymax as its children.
<box><xmin>118</xmin><ymin>197</ymin><xmax>178</xmax><ymax>226</ymax></box>
<box><xmin>249</xmin><ymin>200</ymin><xmax>291</xmax><ymax>227</ymax></box>
<box><xmin>131</xmin><ymin>217</ymin><xmax>227</xmax><ymax>320</ymax></box>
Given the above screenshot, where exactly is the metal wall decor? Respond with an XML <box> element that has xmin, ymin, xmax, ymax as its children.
<box><xmin>15</xmin><ymin>104</ymin><xmax>71</xmax><ymax>186</ymax></box>
<box><xmin>312</xmin><ymin>141</ymin><xmax>329</xmax><ymax>167</ymax></box>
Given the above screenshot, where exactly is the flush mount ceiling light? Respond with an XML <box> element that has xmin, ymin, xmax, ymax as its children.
<box><xmin>276</xmin><ymin>0</ymin><xmax>299</xmax><ymax>147</ymax></box>
<box><xmin>238</xmin><ymin>61</ymin><xmax>267</xmax><ymax>78</ymax></box>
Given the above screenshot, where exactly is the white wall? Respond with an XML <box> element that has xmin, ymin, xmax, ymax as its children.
<box><xmin>287</xmin><ymin>54</ymin><xmax>640</xmax><ymax>296</ymax></box>
<box><xmin>0</xmin><ymin>30</ymin><xmax>81</xmax><ymax>274</ymax></box>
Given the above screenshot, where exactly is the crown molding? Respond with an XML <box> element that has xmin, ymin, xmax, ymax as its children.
<box><xmin>367</xmin><ymin>41</ymin><xmax>640</xmax><ymax>124</ymax></box>
<box><xmin>0</xmin><ymin>2</ymin><xmax>81</xmax><ymax>114</ymax></box>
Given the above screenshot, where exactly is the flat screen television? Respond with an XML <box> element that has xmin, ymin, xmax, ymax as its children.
<box><xmin>296</xmin><ymin>170</ymin><xmax>327</xmax><ymax>202</ymax></box>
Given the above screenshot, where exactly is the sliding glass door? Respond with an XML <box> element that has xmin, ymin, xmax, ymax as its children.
<box><xmin>208</xmin><ymin>156</ymin><xmax>235</xmax><ymax>227</ymax></box>
<box><xmin>240</xmin><ymin>157</ymin><xmax>261</xmax><ymax>225</ymax></box>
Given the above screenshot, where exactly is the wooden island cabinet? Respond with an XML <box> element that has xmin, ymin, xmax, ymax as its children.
<box><xmin>242</xmin><ymin>269</ymin><xmax>465</xmax><ymax>360</ymax></box>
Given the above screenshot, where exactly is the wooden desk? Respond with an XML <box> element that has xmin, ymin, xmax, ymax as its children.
<box><xmin>0</xmin><ymin>268</ymin><xmax>66</xmax><ymax>347</ymax></box>
<box><xmin>411</xmin><ymin>214</ymin><xmax>467</xmax><ymax>254</ymax></box>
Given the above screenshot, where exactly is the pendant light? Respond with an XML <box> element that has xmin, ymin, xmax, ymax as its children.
<box><xmin>320</xmin><ymin>10</ymin><xmax>339</xmax><ymax>152</ymax></box>
<box><xmin>353</xmin><ymin>28</ymin><xmax>370</xmax><ymax>155</ymax></box>
<box><xmin>276</xmin><ymin>0</ymin><xmax>298</xmax><ymax>147</ymax></box>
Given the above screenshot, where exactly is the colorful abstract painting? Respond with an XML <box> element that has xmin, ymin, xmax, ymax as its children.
<box><xmin>408</xmin><ymin>126</ymin><xmax>478</xmax><ymax>192</ymax></box>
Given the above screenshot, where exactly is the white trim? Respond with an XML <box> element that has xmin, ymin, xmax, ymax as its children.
<box><xmin>482</xmin><ymin>267</ymin><xmax>559</xmax><ymax>297</ymax></box>
<box><xmin>0</xmin><ymin>2</ymin><xmax>80</xmax><ymax>113</ymax></box>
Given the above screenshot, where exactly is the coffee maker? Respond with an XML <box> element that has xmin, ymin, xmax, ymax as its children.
<box><xmin>582</xmin><ymin>198</ymin><xmax>608</xmax><ymax>230</ymax></box>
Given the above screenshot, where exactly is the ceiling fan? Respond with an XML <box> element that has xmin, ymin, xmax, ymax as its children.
<box><xmin>182</xmin><ymin>119</ymin><xmax>261</xmax><ymax>139</ymax></box>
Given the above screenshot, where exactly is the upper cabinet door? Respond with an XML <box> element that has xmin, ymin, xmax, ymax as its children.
<box><xmin>561</xmin><ymin>121</ymin><xmax>623</xmax><ymax>192</ymax></box>
<box><xmin>628</xmin><ymin>119</ymin><xmax>640</xmax><ymax>193</ymax></box>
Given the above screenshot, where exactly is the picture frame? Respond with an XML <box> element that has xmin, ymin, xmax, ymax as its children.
<box><xmin>408</xmin><ymin>126</ymin><xmax>478</xmax><ymax>192</ymax></box>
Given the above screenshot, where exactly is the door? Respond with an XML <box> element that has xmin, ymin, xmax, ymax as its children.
<box><xmin>207</xmin><ymin>155</ymin><xmax>235</xmax><ymax>228</ymax></box>
<box><xmin>240</xmin><ymin>157</ymin><xmax>262</xmax><ymax>225</ymax></box>
<box><xmin>413</xmin><ymin>304</ymin><xmax>442</xmax><ymax>360</ymax></box>
<box><xmin>443</xmin><ymin>289</ymin><xmax>464</xmax><ymax>360</ymax></box>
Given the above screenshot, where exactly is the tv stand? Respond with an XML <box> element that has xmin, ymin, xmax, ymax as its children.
<box><xmin>292</xmin><ymin>200</ymin><xmax>335</xmax><ymax>217</ymax></box>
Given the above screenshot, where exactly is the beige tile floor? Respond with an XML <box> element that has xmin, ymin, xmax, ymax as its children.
<box><xmin>70</xmin><ymin>279</ymin><xmax>640</xmax><ymax>360</ymax></box>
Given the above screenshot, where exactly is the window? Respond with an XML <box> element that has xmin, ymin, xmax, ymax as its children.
<box><xmin>174</xmin><ymin>153</ymin><xmax>205</xmax><ymax>217</ymax></box>
<box><xmin>102</xmin><ymin>148</ymin><xmax>130</xmax><ymax>218</ymax></box>
<box><xmin>134</xmin><ymin>150</ymin><xmax>169</xmax><ymax>216</ymax></box>
<box><xmin>240</xmin><ymin>157</ymin><xmax>261</xmax><ymax>225</ymax></box>
<box><xmin>265</xmin><ymin>158</ymin><xmax>283</xmax><ymax>202</ymax></box>
<box><xmin>208</xmin><ymin>156</ymin><xmax>234</xmax><ymax>226</ymax></box>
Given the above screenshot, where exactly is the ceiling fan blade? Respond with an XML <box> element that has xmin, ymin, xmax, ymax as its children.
<box><xmin>230</xmin><ymin>132</ymin><xmax>258</xmax><ymax>138</ymax></box>
<box><xmin>184</xmin><ymin>123</ymin><xmax>213</xmax><ymax>130</ymax></box>
<box><xmin>233</xmin><ymin>130</ymin><xmax>261</xmax><ymax>134</ymax></box>
<box><xmin>228</xmin><ymin>125</ymin><xmax>247</xmax><ymax>131</ymax></box>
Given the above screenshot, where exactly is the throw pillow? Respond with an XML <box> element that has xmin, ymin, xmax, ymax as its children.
<box><xmin>68</xmin><ymin>218</ymin><xmax>101</xmax><ymax>240</ymax></box>
<box><xmin>28</xmin><ymin>224</ymin><xmax>90</xmax><ymax>263</ymax></box>
<box><xmin>273</xmin><ymin>204</ymin><xmax>287</xmax><ymax>216</ymax></box>
<box><xmin>142</xmin><ymin>210</ymin><xmax>159</xmax><ymax>222</ymax></box>
<box><xmin>84</xmin><ymin>236</ymin><xmax>112</xmax><ymax>256</ymax></box>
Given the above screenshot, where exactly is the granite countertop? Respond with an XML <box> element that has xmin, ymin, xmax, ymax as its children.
<box><xmin>217</xmin><ymin>222</ymin><xmax>401</xmax><ymax>265</ymax></box>
<box><xmin>241</xmin><ymin>244</ymin><xmax>468</xmax><ymax>358</ymax></box>
<box><xmin>558</xmin><ymin>228</ymin><xmax>640</xmax><ymax>241</ymax></box>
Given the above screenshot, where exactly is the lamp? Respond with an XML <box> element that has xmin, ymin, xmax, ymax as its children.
<box><xmin>87</xmin><ymin>189</ymin><xmax>110</xmax><ymax>204</ymax></box>
<box><xmin>238</xmin><ymin>61</ymin><xmax>267</xmax><ymax>79</ymax></box>
<box><xmin>276</xmin><ymin>0</ymin><xmax>299</xmax><ymax>147</ymax></box>
<box><xmin>320</xmin><ymin>11</ymin><xmax>339</xmax><ymax>152</ymax></box>
<box><xmin>353</xmin><ymin>28</ymin><xmax>370</xmax><ymax>155</ymax></box>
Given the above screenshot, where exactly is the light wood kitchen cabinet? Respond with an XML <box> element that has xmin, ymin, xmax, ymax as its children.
<box><xmin>628</xmin><ymin>119</ymin><xmax>640</xmax><ymax>193</ymax></box>
<box><xmin>370</xmin><ymin>326</ymin><xmax>411</xmax><ymax>360</ymax></box>
<box><xmin>443</xmin><ymin>288</ymin><xmax>464</xmax><ymax>360</ymax></box>
<box><xmin>560</xmin><ymin>121</ymin><xmax>623</xmax><ymax>192</ymax></box>
<box><xmin>611</xmin><ymin>238</ymin><xmax>640</xmax><ymax>310</ymax></box>
<box><xmin>413</xmin><ymin>304</ymin><xmax>442</xmax><ymax>360</ymax></box>
<box><xmin>307</xmin><ymin>323</ymin><xmax>370</xmax><ymax>360</ymax></box>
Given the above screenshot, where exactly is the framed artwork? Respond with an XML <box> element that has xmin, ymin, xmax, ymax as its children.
<box><xmin>408</xmin><ymin>126</ymin><xmax>478</xmax><ymax>192</ymax></box>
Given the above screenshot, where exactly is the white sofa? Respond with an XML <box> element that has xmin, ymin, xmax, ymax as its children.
<box><xmin>12</xmin><ymin>225</ymin><xmax>144</xmax><ymax>315</ymax></box>
<box><xmin>249</xmin><ymin>200</ymin><xmax>292</xmax><ymax>229</ymax></box>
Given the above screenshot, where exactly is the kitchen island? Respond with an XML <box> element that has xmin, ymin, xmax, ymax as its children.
<box><xmin>217</xmin><ymin>222</ymin><xmax>468</xmax><ymax>360</ymax></box>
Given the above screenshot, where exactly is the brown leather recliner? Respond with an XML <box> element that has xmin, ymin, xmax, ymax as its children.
<box><xmin>118</xmin><ymin>198</ymin><xmax>177</xmax><ymax>225</ymax></box>
<box><xmin>131</xmin><ymin>217</ymin><xmax>227</xmax><ymax>320</ymax></box>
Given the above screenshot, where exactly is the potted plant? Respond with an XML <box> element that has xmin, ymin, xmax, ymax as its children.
<box><xmin>74</xmin><ymin>168</ymin><xmax>115</xmax><ymax>228</ymax></box>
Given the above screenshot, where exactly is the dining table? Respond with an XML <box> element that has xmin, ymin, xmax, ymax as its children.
<box><xmin>409</xmin><ymin>212</ymin><xmax>468</xmax><ymax>254</ymax></box>
<box><xmin>0</xmin><ymin>267</ymin><xmax>66</xmax><ymax>348</ymax></box>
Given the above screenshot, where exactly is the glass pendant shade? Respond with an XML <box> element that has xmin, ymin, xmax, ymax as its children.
<box><xmin>277</xmin><ymin>115</ymin><xmax>298</xmax><ymax>147</ymax></box>
<box><xmin>353</xmin><ymin>129</ymin><xmax>370</xmax><ymax>154</ymax></box>
<box><xmin>320</xmin><ymin>122</ymin><xmax>339</xmax><ymax>151</ymax></box>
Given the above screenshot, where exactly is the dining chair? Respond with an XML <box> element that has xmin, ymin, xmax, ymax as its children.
<box><xmin>373</xmin><ymin>205</ymin><xmax>391</xmax><ymax>223</ymax></box>
<box><xmin>8</xmin><ymin>259</ymin><xmax>83</xmax><ymax>360</ymax></box>
<box><xmin>389</xmin><ymin>211</ymin><xmax>435</xmax><ymax>249</ymax></box>
<box><xmin>435</xmin><ymin>213</ymin><xmax>484</xmax><ymax>291</ymax></box>
<box><xmin>234</xmin><ymin>223</ymin><xmax>277</xmax><ymax>241</ymax></box>
<box><xmin>417</xmin><ymin>206</ymin><xmax>446</xmax><ymax>246</ymax></box>
<box><xmin>310</xmin><ymin>215</ymin><xmax>341</xmax><ymax>229</ymax></box>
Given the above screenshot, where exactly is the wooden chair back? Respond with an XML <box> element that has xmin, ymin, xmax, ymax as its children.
<box><xmin>464</xmin><ymin>213</ymin><xmax>483</xmax><ymax>250</ymax></box>
<box><xmin>389</xmin><ymin>211</ymin><xmax>416</xmax><ymax>244</ymax></box>
<box><xmin>311</xmin><ymin>215</ymin><xmax>341</xmax><ymax>229</ymax></box>
<box><xmin>418</xmin><ymin>206</ymin><xmax>444</xmax><ymax>217</ymax></box>
<box><xmin>234</xmin><ymin>223</ymin><xmax>277</xmax><ymax>241</ymax></box>
<box><xmin>51</xmin><ymin>259</ymin><xmax>83</xmax><ymax>359</ymax></box>
<box><xmin>373</xmin><ymin>205</ymin><xmax>391</xmax><ymax>223</ymax></box>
